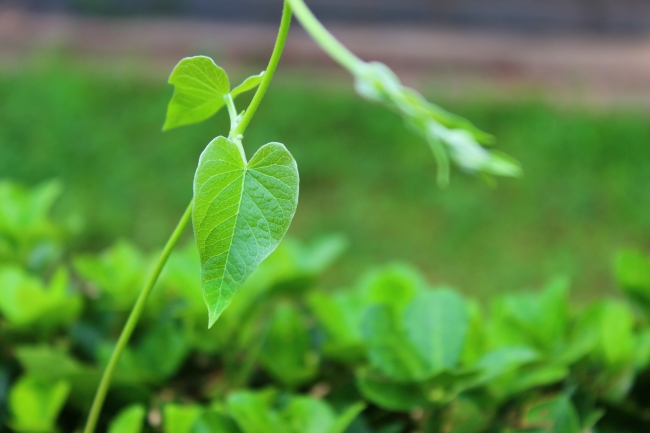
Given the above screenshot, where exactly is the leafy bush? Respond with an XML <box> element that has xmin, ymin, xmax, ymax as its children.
<box><xmin>2</xmin><ymin>180</ymin><xmax>650</xmax><ymax>432</ymax></box>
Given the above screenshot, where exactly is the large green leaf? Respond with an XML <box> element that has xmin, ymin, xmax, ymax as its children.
<box><xmin>164</xmin><ymin>56</ymin><xmax>230</xmax><ymax>130</ymax></box>
<box><xmin>193</xmin><ymin>136</ymin><xmax>299</xmax><ymax>327</ymax></box>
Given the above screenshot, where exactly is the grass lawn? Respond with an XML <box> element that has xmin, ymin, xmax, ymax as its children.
<box><xmin>1</xmin><ymin>60</ymin><xmax>649</xmax><ymax>300</ymax></box>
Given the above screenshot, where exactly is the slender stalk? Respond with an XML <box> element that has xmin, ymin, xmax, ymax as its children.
<box><xmin>232</xmin><ymin>1</ymin><xmax>293</xmax><ymax>138</ymax></box>
<box><xmin>84</xmin><ymin>3</ymin><xmax>299</xmax><ymax>431</ymax></box>
<box><xmin>285</xmin><ymin>0</ymin><xmax>364</xmax><ymax>74</ymax></box>
<box><xmin>83</xmin><ymin>201</ymin><xmax>193</xmax><ymax>433</ymax></box>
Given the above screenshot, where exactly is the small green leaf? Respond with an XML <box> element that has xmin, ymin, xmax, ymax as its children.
<box><xmin>9</xmin><ymin>375</ymin><xmax>70</xmax><ymax>432</ymax></box>
<box><xmin>231</xmin><ymin>71</ymin><xmax>265</xmax><ymax>99</ymax></box>
<box><xmin>193</xmin><ymin>136</ymin><xmax>299</xmax><ymax>327</ymax></box>
<box><xmin>108</xmin><ymin>404</ymin><xmax>146</xmax><ymax>433</ymax></box>
<box><xmin>164</xmin><ymin>56</ymin><xmax>231</xmax><ymax>130</ymax></box>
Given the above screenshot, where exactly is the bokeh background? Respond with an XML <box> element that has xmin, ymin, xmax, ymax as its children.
<box><xmin>1</xmin><ymin>0</ymin><xmax>650</xmax><ymax>301</ymax></box>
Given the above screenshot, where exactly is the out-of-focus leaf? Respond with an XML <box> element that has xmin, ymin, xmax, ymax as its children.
<box><xmin>191</xmin><ymin>411</ymin><xmax>241</xmax><ymax>433</ymax></box>
<box><xmin>99</xmin><ymin>321</ymin><xmax>190</xmax><ymax>385</ymax></box>
<box><xmin>474</xmin><ymin>347</ymin><xmax>538</xmax><ymax>384</ymax></box>
<box><xmin>360</xmin><ymin>264</ymin><xmax>424</xmax><ymax>314</ymax></box>
<box><xmin>430</xmin><ymin>398</ymin><xmax>489</xmax><ymax>433</ymax></box>
<box><xmin>164</xmin><ymin>56</ymin><xmax>230</xmax><ymax>130</ymax></box>
<box><xmin>361</xmin><ymin>305</ymin><xmax>430</xmax><ymax>381</ymax></box>
<box><xmin>308</xmin><ymin>290</ymin><xmax>365</xmax><ymax>362</ymax></box>
<box><xmin>283</xmin><ymin>396</ymin><xmax>336</xmax><ymax>433</ymax></box>
<box><xmin>227</xmin><ymin>390</ymin><xmax>289</xmax><ymax>433</ymax></box>
<box><xmin>330</xmin><ymin>402</ymin><xmax>366</xmax><ymax>433</ymax></box>
<box><xmin>260</xmin><ymin>304</ymin><xmax>318</xmax><ymax>387</ymax></box>
<box><xmin>488</xmin><ymin>277</ymin><xmax>571</xmax><ymax>356</ymax></box>
<box><xmin>523</xmin><ymin>395</ymin><xmax>581</xmax><ymax>433</ymax></box>
<box><xmin>73</xmin><ymin>240</ymin><xmax>148</xmax><ymax>310</ymax></box>
<box><xmin>403</xmin><ymin>289</ymin><xmax>469</xmax><ymax>374</ymax></box>
<box><xmin>15</xmin><ymin>345</ymin><xmax>100</xmax><ymax>406</ymax></box>
<box><xmin>0</xmin><ymin>180</ymin><xmax>63</xmax><ymax>269</ymax></box>
<box><xmin>461</xmin><ymin>301</ymin><xmax>486</xmax><ymax>366</ymax></box>
<box><xmin>616</xmin><ymin>249</ymin><xmax>650</xmax><ymax>310</ymax></box>
<box><xmin>0</xmin><ymin>266</ymin><xmax>81</xmax><ymax>329</ymax></box>
<box><xmin>355</xmin><ymin>368</ymin><xmax>428</xmax><ymax>412</ymax></box>
<box><xmin>8</xmin><ymin>375</ymin><xmax>70</xmax><ymax>432</ymax></box>
<box><xmin>108</xmin><ymin>404</ymin><xmax>146</xmax><ymax>433</ymax></box>
<box><xmin>164</xmin><ymin>404</ymin><xmax>204</xmax><ymax>433</ymax></box>
<box><xmin>193</xmin><ymin>136</ymin><xmax>299</xmax><ymax>327</ymax></box>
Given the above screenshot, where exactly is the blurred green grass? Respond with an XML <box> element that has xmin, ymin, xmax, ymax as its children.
<box><xmin>1</xmin><ymin>61</ymin><xmax>649</xmax><ymax>300</ymax></box>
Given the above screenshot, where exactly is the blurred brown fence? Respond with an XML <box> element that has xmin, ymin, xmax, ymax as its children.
<box><xmin>6</xmin><ymin>0</ymin><xmax>650</xmax><ymax>33</ymax></box>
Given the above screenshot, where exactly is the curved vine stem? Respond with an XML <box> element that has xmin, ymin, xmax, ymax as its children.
<box><xmin>285</xmin><ymin>0</ymin><xmax>364</xmax><ymax>74</ymax></box>
<box><xmin>83</xmin><ymin>3</ymin><xmax>295</xmax><ymax>432</ymax></box>
<box><xmin>232</xmin><ymin>0</ymin><xmax>293</xmax><ymax>138</ymax></box>
<box><xmin>83</xmin><ymin>201</ymin><xmax>193</xmax><ymax>433</ymax></box>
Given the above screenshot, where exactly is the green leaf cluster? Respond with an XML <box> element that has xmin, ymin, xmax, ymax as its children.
<box><xmin>3</xmin><ymin>181</ymin><xmax>650</xmax><ymax>433</ymax></box>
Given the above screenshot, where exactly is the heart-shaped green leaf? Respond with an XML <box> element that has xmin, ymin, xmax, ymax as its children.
<box><xmin>193</xmin><ymin>136</ymin><xmax>299</xmax><ymax>327</ymax></box>
<box><xmin>164</xmin><ymin>56</ymin><xmax>230</xmax><ymax>131</ymax></box>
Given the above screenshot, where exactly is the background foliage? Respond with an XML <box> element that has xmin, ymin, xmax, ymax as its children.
<box><xmin>1</xmin><ymin>61</ymin><xmax>649</xmax><ymax>300</ymax></box>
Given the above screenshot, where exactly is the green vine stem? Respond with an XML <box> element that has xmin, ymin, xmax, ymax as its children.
<box><xmin>232</xmin><ymin>1</ymin><xmax>293</xmax><ymax>139</ymax></box>
<box><xmin>83</xmin><ymin>201</ymin><xmax>193</xmax><ymax>433</ymax></box>
<box><xmin>285</xmin><ymin>0</ymin><xmax>364</xmax><ymax>74</ymax></box>
<box><xmin>82</xmin><ymin>3</ymin><xmax>294</xmax><ymax>432</ymax></box>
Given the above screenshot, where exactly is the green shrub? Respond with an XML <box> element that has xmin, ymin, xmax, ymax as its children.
<box><xmin>2</xmin><ymin>180</ymin><xmax>650</xmax><ymax>432</ymax></box>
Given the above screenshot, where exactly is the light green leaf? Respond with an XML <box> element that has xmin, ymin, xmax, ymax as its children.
<box><xmin>616</xmin><ymin>249</ymin><xmax>650</xmax><ymax>310</ymax></box>
<box><xmin>164</xmin><ymin>56</ymin><xmax>231</xmax><ymax>130</ymax></box>
<box><xmin>0</xmin><ymin>266</ymin><xmax>82</xmax><ymax>329</ymax></box>
<box><xmin>164</xmin><ymin>404</ymin><xmax>203</xmax><ymax>433</ymax></box>
<box><xmin>403</xmin><ymin>289</ymin><xmax>469</xmax><ymax>373</ymax></box>
<box><xmin>231</xmin><ymin>71</ymin><xmax>265</xmax><ymax>99</ymax></box>
<box><xmin>193</xmin><ymin>136</ymin><xmax>299</xmax><ymax>327</ymax></box>
<box><xmin>108</xmin><ymin>404</ymin><xmax>146</xmax><ymax>433</ymax></box>
<box><xmin>9</xmin><ymin>375</ymin><xmax>70</xmax><ymax>432</ymax></box>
